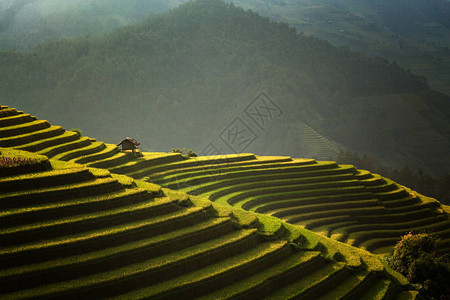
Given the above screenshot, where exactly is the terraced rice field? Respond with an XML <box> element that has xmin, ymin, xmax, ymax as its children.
<box><xmin>0</xmin><ymin>105</ymin><xmax>447</xmax><ymax>297</ymax></box>
<box><xmin>1</xmin><ymin>148</ymin><xmax>419</xmax><ymax>298</ymax></box>
<box><xmin>1</xmin><ymin>105</ymin><xmax>449</xmax><ymax>254</ymax></box>
<box><xmin>146</xmin><ymin>157</ymin><xmax>450</xmax><ymax>253</ymax></box>
<box><xmin>296</xmin><ymin>121</ymin><xmax>340</xmax><ymax>160</ymax></box>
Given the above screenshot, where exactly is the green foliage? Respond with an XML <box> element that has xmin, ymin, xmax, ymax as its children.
<box><xmin>387</xmin><ymin>232</ymin><xmax>450</xmax><ymax>299</ymax></box>
<box><xmin>187</xmin><ymin>149</ymin><xmax>198</xmax><ymax>157</ymax></box>
<box><xmin>70</xmin><ymin>128</ymin><xmax>82</xmax><ymax>137</ymax></box>
<box><xmin>111</xmin><ymin>173</ymin><xmax>135</xmax><ymax>187</ymax></box>
<box><xmin>0</xmin><ymin>0</ymin><xmax>178</xmax><ymax>51</ymax></box>
<box><xmin>172</xmin><ymin>148</ymin><xmax>198</xmax><ymax>157</ymax></box>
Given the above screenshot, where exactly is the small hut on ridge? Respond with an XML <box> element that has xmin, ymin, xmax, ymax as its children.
<box><xmin>117</xmin><ymin>137</ymin><xmax>140</xmax><ymax>156</ymax></box>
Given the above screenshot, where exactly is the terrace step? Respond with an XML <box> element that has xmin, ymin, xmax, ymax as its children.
<box><xmin>135</xmin><ymin>155</ymin><xmax>296</xmax><ymax>179</ymax></box>
<box><xmin>432</xmin><ymin>227</ymin><xmax>450</xmax><ymax>241</ymax></box>
<box><xmin>316</xmin><ymin>221</ymin><xmax>358</xmax><ymax>238</ymax></box>
<box><xmin>0</xmin><ymin>217</ymin><xmax>236</xmax><ymax>293</ymax></box>
<box><xmin>2</xmin><ymin>228</ymin><xmax>265</xmax><ymax>299</ymax></box>
<box><xmin>155</xmin><ymin>160</ymin><xmax>335</xmax><ymax>187</ymax></box>
<box><xmin>0</xmin><ymin>113</ymin><xmax>35</xmax><ymax>127</ymax></box>
<box><xmin>149</xmin><ymin>156</ymin><xmax>309</xmax><ymax>175</ymax></box>
<box><xmin>295</xmin><ymin>215</ymin><xmax>355</xmax><ymax>230</ymax></box>
<box><xmin>360</xmin><ymin>237</ymin><xmax>404</xmax><ymax>252</ymax></box>
<box><xmin>354</xmin><ymin>208</ymin><xmax>437</xmax><ymax>224</ymax></box>
<box><xmin>265</xmin><ymin>261</ymin><xmax>349</xmax><ymax>299</ymax></box>
<box><xmin>375</xmin><ymin>187</ymin><xmax>410</xmax><ymax>201</ymax></box>
<box><xmin>72</xmin><ymin>144</ymin><xmax>120</xmax><ymax>164</ymax></box>
<box><xmin>381</xmin><ymin>194</ymin><xmax>421</xmax><ymax>208</ymax></box>
<box><xmin>0</xmin><ymin>108</ymin><xmax>21</xmax><ymax>118</ymax></box>
<box><xmin>36</xmin><ymin>136</ymin><xmax>92</xmax><ymax>158</ymax></box>
<box><xmin>335</xmin><ymin>215</ymin><xmax>447</xmax><ymax>236</ymax></box>
<box><xmin>360</xmin><ymin>279</ymin><xmax>393</xmax><ymax>300</ymax></box>
<box><xmin>386</xmin><ymin>201</ymin><xmax>441</xmax><ymax>214</ymax></box>
<box><xmin>0</xmin><ymin>188</ymin><xmax>151</xmax><ymax>227</ymax></box>
<box><xmin>184</xmin><ymin>172</ymin><xmax>357</xmax><ymax>196</ymax></box>
<box><xmin>320</xmin><ymin>270</ymin><xmax>375</xmax><ymax>300</ymax></box>
<box><xmin>249</xmin><ymin>192</ymin><xmax>374</xmax><ymax>212</ymax></box>
<box><xmin>130</xmin><ymin>153</ymin><xmax>258</xmax><ymax>178</ymax></box>
<box><xmin>14</xmin><ymin>130</ymin><xmax>79</xmax><ymax>153</ymax></box>
<box><xmin>0</xmin><ymin>126</ymin><xmax>64</xmax><ymax>147</ymax></box>
<box><xmin>109</xmin><ymin>153</ymin><xmax>185</xmax><ymax>175</ymax></box>
<box><xmin>0</xmin><ymin>195</ymin><xmax>182</xmax><ymax>246</ymax></box>
<box><xmin>358</xmin><ymin>174</ymin><xmax>386</xmax><ymax>186</ymax></box>
<box><xmin>285</xmin><ymin>206</ymin><xmax>386</xmax><ymax>224</ymax></box>
<box><xmin>0</xmin><ymin>119</ymin><xmax>50</xmax><ymax>138</ymax></box>
<box><xmin>437</xmin><ymin>238</ymin><xmax>450</xmax><ymax>254</ymax></box>
<box><xmin>331</xmin><ymin>216</ymin><xmax>446</xmax><ymax>241</ymax></box>
<box><xmin>355</xmin><ymin>169</ymin><xmax>373</xmax><ymax>180</ymax></box>
<box><xmin>51</xmin><ymin>141</ymin><xmax>106</xmax><ymax>161</ymax></box>
<box><xmin>87</xmin><ymin>151</ymin><xmax>135</xmax><ymax>169</ymax></box>
<box><xmin>0</xmin><ymin>177</ymin><xmax>124</xmax><ymax>209</ymax></box>
<box><xmin>365</xmin><ymin>182</ymin><xmax>399</xmax><ymax>194</ymax></box>
<box><xmin>269</xmin><ymin>199</ymin><xmax>381</xmax><ymax>218</ymax></box>
<box><xmin>0</xmin><ymin>168</ymin><xmax>95</xmax><ymax>193</ymax></box>
<box><xmin>151</xmin><ymin>159</ymin><xmax>328</xmax><ymax>185</ymax></box>
<box><xmin>197</xmin><ymin>251</ymin><xmax>327</xmax><ymax>299</ymax></box>
<box><xmin>348</xmin><ymin>220</ymin><xmax>450</xmax><ymax>247</ymax></box>
<box><xmin>219</xmin><ymin>180</ymin><xmax>365</xmax><ymax>206</ymax></box>
<box><xmin>107</xmin><ymin>241</ymin><xmax>290</xmax><ymax>299</ymax></box>
<box><xmin>0</xmin><ymin>206</ymin><xmax>208</xmax><ymax>268</ymax></box>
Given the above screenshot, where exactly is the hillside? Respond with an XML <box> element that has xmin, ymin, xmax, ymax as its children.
<box><xmin>1</xmin><ymin>105</ymin><xmax>449</xmax><ymax>256</ymax></box>
<box><xmin>0</xmin><ymin>107</ymin><xmax>429</xmax><ymax>298</ymax></box>
<box><xmin>232</xmin><ymin>0</ymin><xmax>450</xmax><ymax>96</ymax></box>
<box><xmin>0</xmin><ymin>0</ymin><xmax>181</xmax><ymax>50</ymax></box>
<box><xmin>1</xmin><ymin>0</ymin><xmax>450</xmax><ymax>176</ymax></box>
<box><xmin>1</xmin><ymin>0</ymin><xmax>449</xmax><ymax>98</ymax></box>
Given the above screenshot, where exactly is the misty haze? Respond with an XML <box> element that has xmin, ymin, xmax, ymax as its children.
<box><xmin>0</xmin><ymin>0</ymin><xmax>449</xmax><ymax>298</ymax></box>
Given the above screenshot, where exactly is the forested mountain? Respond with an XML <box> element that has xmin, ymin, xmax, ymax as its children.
<box><xmin>1</xmin><ymin>0</ymin><xmax>450</xmax><ymax>175</ymax></box>
<box><xmin>232</xmin><ymin>0</ymin><xmax>450</xmax><ymax>96</ymax></box>
<box><xmin>2</xmin><ymin>0</ymin><xmax>449</xmax><ymax>96</ymax></box>
<box><xmin>0</xmin><ymin>0</ymin><xmax>182</xmax><ymax>50</ymax></box>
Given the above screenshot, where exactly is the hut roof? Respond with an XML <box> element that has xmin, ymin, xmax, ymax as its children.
<box><xmin>117</xmin><ymin>137</ymin><xmax>140</xmax><ymax>149</ymax></box>
<box><xmin>124</xmin><ymin>137</ymin><xmax>140</xmax><ymax>146</ymax></box>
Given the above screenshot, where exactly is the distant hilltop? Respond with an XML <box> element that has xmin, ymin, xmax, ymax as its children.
<box><xmin>2</xmin><ymin>0</ymin><xmax>450</xmax><ymax>176</ymax></box>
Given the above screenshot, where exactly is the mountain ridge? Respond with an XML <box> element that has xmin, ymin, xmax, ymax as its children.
<box><xmin>1</xmin><ymin>0</ymin><xmax>450</xmax><ymax>175</ymax></box>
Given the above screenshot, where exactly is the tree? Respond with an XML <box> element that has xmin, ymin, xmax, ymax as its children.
<box><xmin>387</xmin><ymin>232</ymin><xmax>450</xmax><ymax>299</ymax></box>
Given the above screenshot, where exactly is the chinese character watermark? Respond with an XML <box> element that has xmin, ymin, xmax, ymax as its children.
<box><xmin>174</xmin><ymin>91</ymin><xmax>283</xmax><ymax>192</ymax></box>
<box><xmin>219</xmin><ymin>117</ymin><xmax>258</xmax><ymax>153</ymax></box>
<box><xmin>245</xmin><ymin>91</ymin><xmax>282</xmax><ymax>131</ymax></box>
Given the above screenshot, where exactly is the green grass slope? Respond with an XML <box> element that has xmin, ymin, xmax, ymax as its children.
<box><xmin>140</xmin><ymin>155</ymin><xmax>450</xmax><ymax>255</ymax></box>
<box><xmin>0</xmin><ymin>147</ymin><xmax>419</xmax><ymax>298</ymax></box>
<box><xmin>1</xmin><ymin>105</ymin><xmax>449</xmax><ymax>256</ymax></box>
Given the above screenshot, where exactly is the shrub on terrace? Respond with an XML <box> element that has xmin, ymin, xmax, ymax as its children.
<box><xmin>172</xmin><ymin>148</ymin><xmax>183</xmax><ymax>154</ymax></box>
<box><xmin>187</xmin><ymin>149</ymin><xmax>198</xmax><ymax>157</ymax></box>
<box><xmin>71</xmin><ymin>128</ymin><xmax>83</xmax><ymax>137</ymax></box>
<box><xmin>172</xmin><ymin>148</ymin><xmax>198</xmax><ymax>157</ymax></box>
<box><xmin>387</xmin><ymin>232</ymin><xmax>450</xmax><ymax>299</ymax></box>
